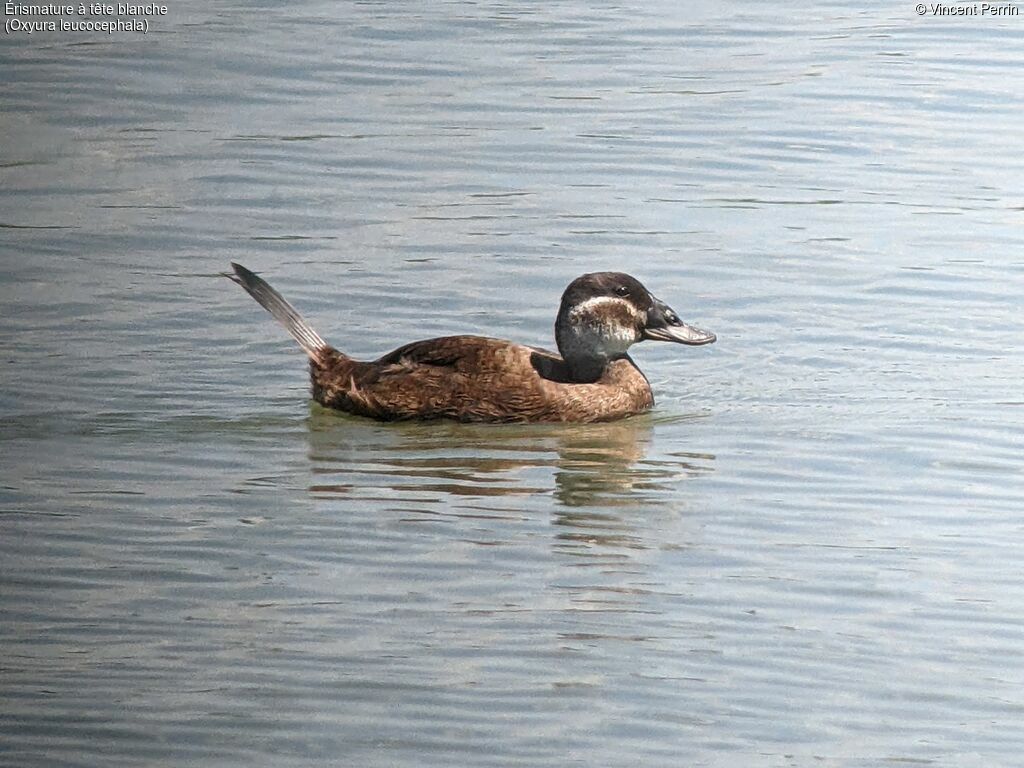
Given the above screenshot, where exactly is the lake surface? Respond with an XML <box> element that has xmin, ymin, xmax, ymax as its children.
<box><xmin>2</xmin><ymin>1</ymin><xmax>1024</xmax><ymax>765</ymax></box>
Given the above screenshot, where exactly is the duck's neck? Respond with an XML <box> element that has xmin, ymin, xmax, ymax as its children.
<box><xmin>556</xmin><ymin>322</ymin><xmax>615</xmax><ymax>383</ymax></box>
<box><xmin>563</xmin><ymin>352</ymin><xmax>609</xmax><ymax>383</ymax></box>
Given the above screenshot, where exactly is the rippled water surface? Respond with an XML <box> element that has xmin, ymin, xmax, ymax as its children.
<box><xmin>2</xmin><ymin>2</ymin><xmax>1024</xmax><ymax>766</ymax></box>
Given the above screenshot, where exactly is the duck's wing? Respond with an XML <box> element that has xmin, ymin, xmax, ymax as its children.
<box><xmin>372</xmin><ymin>335</ymin><xmax>511</xmax><ymax>373</ymax></box>
<box><xmin>313</xmin><ymin>336</ymin><xmax>540</xmax><ymax>421</ymax></box>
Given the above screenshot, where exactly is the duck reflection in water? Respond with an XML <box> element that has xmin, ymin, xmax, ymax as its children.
<box><xmin>305</xmin><ymin>408</ymin><xmax>714</xmax><ymax>511</ymax></box>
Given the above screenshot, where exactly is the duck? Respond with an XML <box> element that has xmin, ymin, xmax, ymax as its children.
<box><xmin>227</xmin><ymin>263</ymin><xmax>715</xmax><ymax>423</ymax></box>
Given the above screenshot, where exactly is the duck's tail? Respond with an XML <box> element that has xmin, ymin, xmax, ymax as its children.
<box><xmin>226</xmin><ymin>263</ymin><xmax>332</xmax><ymax>365</ymax></box>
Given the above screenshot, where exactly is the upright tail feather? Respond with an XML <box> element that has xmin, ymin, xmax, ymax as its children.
<box><xmin>227</xmin><ymin>263</ymin><xmax>331</xmax><ymax>364</ymax></box>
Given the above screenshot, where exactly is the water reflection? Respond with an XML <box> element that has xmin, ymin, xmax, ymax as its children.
<box><xmin>304</xmin><ymin>406</ymin><xmax>714</xmax><ymax>510</ymax></box>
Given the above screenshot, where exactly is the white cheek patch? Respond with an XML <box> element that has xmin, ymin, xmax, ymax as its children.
<box><xmin>567</xmin><ymin>297</ymin><xmax>643</xmax><ymax>357</ymax></box>
<box><xmin>598</xmin><ymin>323</ymin><xmax>638</xmax><ymax>356</ymax></box>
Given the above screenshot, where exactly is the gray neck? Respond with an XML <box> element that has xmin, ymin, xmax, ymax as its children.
<box><xmin>565</xmin><ymin>352</ymin><xmax>609</xmax><ymax>383</ymax></box>
<box><xmin>556</xmin><ymin>320</ymin><xmax>612</xmax><ymax>383</ymax></box>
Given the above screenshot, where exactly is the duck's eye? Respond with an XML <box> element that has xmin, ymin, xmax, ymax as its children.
<box><xmin>613</xmin><ymin>285</ymin><xmax>630</xmax><ymax>297</ymax></box>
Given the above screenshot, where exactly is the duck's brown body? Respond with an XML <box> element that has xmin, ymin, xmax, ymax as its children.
<box><xmin>311</xmin><ymin>336</ymin><xmax>653</xmax><ymax>423</ymax></box>
<box><xmin>227</xmin><ymin>263</ymin><xmax>714</xmax><ymax>424</ymax></box>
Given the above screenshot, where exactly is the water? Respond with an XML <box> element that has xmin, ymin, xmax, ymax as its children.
<box><xmin>2</xmin><ymin>1</ymin><xmax>1024</xmax><ymax>765</ymax></box>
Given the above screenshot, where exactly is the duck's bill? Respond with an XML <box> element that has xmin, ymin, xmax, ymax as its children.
<box><xmin>643</xmin><ymin>322</ymin><xmax>716</xmax><ymax>345</ymax></box>
<box><xmin>643</xmin><ymin>298</ymin><xmax>717</xmax><ymax>345</ymax></box>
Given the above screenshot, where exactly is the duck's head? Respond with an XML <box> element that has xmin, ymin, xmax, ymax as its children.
<box><xmin>554</xmin><ymin>272</ymin><xmax>715</xmax><ymax>382</ymax></box>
